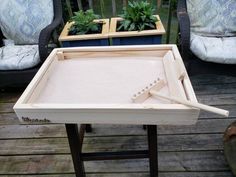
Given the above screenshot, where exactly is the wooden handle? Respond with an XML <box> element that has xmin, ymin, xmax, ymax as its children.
<box><xmin>150</xmin><ymin>90</ymin><xmax>229</xmax><ymax>117</ymax></box>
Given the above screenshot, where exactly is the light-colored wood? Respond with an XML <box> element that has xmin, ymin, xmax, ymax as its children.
<box><xmin>109</xmin><ymin>15</ymin><xmax>166</xmax><ymax>37</ymax></box>
<box><xmin>150</xmin><ymin>90</ymin><xmax>229</xmax><ymax>117</ymax></box>
<box><xmin>57</xmin><ymin>51</ymin><xmax>64</xmax><ymax>60</ymax></box>
<box><xmin>57</xmin><ymin>44</ymin><xmax>174</xmax><ymax>52</ymax></box>
<box><xmin>58</xmin><ymin>45</ymin><xmax>172</xmax><ymax>60</ymax></box>
<box><xmin>13</xmin><ymin>50</ymin><xmax>57</xmax><ymax>105</ymax></box>
<box><xmin>14</xmin><ymin>45</ymin><xmax>200</xmax><ymax>125</ymax></box>
<box><xmin>171</xmin><ymin>45</ymin><xmax>198</xmax><ymax>103</ymax></box>
<box><xmin>132</xmin><ymin>79</ymin><xmax>166</xmax><ymax>103</ymax></box>
<box><xmin>63</xmin><ymin>50</ymin><xmax>168</xmax><ymax>59</ymax></box>
<box><xmin>162</xmin><ymin>51</ymin><xmax>187</xmax><ymax>100</ymax></box>
<box><xmin>2</xmin><ymin>74</ymin><xmax>236</xmax><ymax>176</ymax></box>
<box><xmin>59</xmin><ymin>19</ymin><xmax>109</xmax><ymax>41</ymax></box>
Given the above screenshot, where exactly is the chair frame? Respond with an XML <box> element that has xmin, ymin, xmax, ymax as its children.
<box><xmin>177</xmin><ymin>0</ymin><xmax>236</xmax><ymax>77</ymax></box>
<box><xmin>0</xmin><ymin>0</ymin><xmax>62</xmax><ymax>88</ymax></box>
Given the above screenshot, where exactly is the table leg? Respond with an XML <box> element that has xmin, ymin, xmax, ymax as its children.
<box><xmin>66</xmin><ymin>124</ymin><xmax>86</xmax><ymax>177</ymax></box>
<box><xmin>147</xmin><ymin>125</ymin><xmax>158</xmax><ymax>177</ymax></box>
<box><xmin>85</xmin><ymin>124</ymin><xmax>92</xmax><ymax>132</ymax></box>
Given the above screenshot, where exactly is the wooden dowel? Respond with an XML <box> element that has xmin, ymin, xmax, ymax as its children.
<box><xmin>150</xmin><ymin>90</ymin><xmax>229</xmax><ymax>117</ymax></box>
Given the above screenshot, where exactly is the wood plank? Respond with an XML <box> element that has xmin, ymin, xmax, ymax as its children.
<box><xmin>111</xmin><ymin>0</ymin><xmax>116</xmax><ymax>16</ymax></box>
<box><xmin>109</xmin><ymin>16</ymin><xmax>166</xmax><ymax>37</ymax></box>
<box><xmin>199</xmin><ymin>105</ymin><xmax>236</xmax><ymax>118</ymax></box>
<box><xmin>162</xmin><ymin>51</ymin><xmax>186</xmax><ymax>99</ymax></box>
<box><xmin>0</xmin><ymin>103</ymin><xmax>15</xmax><ymax>113</ymax></box>
<box><xmin>0</xmin><ymin>91</ymin><xmax>21</xmax><ymax>103</ymax></box>
<box><xmin>0</xmin><ymin>138</ymin><xmax>69</xmax><ymax>155</ymax></box>
<box><xmin>0</xmin><ymin>155</ymin><xmax>73</xmax><ymax>174</ymax></box>
<box><xmin>191</xmin><ymin>75</ymin><xmax>236</xmax><ymax>85</ymax></box>
<box><xmin>0</xmin><ymin>118</ymin><xmax>235</xmax><ymax>139</ymax></box>
<box><xmin>88</xmin><ymin>0</ymin><xmax>93</xmax><ymax>9</ymax></box>
<box><xmin>2</xmin><ymin>94</ymin><xmax>234</xmax><ymax>115</ymax></box>
<box><xmin>65</xmin><ymin>0</ymin><xmax>73</xmax><ymax>18</ymax></box>
<box><xmin>59</xmin><ymin>19</ymin><xmax>109</xmax><ymax>41</ymax></box>
<box><xmin>0</xmin><ymin>172</ymin><xmax>233</xmax><ymax>177</ymax></box>
<box><xmin>1</xmin><ymin>103</ymin><xmax>236</xmax><ymax>125</ymax></box>
<box><xmin>83</xmin><ymin>134</ymin><xmax>224</xmax><ymax>152</ymax></box>
<box><xmin>0</xmin><ymin>151</ymin><xmax>230</xmax><ymax>174</ymax></box>
<box><xmin>0</xmin><ymin>113</ymin><xmax>19</xmax><ymax>125</ymax></box>
<box><xmin>76</xmin><ymin>0</ymin><xmax>83</xmax><ymax>10</ymax></box>
<box><xmin>193</xmin><ymin>83</ymin><xmax>236</xmax><ymax>95</ymax></box>
<box><xmin>0</xmin><ymin>124</ymin><xmax>67</xmax><ymax>139</ymax></box>
<box><xmin>197</xmin><ymin>93</ymin><xmax>236</xmax><ymax>106</ymax></box>
<box><xmin>0</xmin><ymin>134</ymin><xmax>225</xmax><ymax>155</ymax></box>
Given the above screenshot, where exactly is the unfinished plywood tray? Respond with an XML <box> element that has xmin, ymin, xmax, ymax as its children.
<box><xmin>14</xmin><ymin>45</ymin><xmax>199</xmax><ymax>125</ymax></box>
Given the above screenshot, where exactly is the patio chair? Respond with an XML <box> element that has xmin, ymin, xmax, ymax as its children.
<box><xmin>177</xmin><ymin>0</ymin><xmax>236</xmax><ymax>76</ymax></box>
<box><xmin>0</xmin><ymin>0</ymin><xmax>62</xmax><ymax>88</ymax></box>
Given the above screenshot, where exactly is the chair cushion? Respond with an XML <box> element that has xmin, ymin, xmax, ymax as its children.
<box><xmin>187</xmin><ymin>0</ymin><xmax>236</xmax><ymax>37</ymax></box>
<box><xmin>0</xmin><ymin>45</ymin><xmax>40</xmax><ymax>70</ymax></box>
<box><xmin>190</xmin><ymin>33</ymin><xmax>236</xmax><ymax>64</ymax></box>
<box><xmin>0</xmin><ymin>0</ymin><xmax>54</xmax><ymax>45</ymax></box>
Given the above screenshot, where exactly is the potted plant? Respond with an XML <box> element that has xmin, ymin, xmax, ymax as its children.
<box><xmin>109</xmin><ymin>1</ymin><xmax>165</xmax><ymax>45</ymax></box>
<box><xmin>59</xmin><ymin>10</ymin><xmax>109</xmax><ymax>47</ymax></box>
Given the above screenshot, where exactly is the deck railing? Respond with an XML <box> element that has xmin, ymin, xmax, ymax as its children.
<box><xmin>62</xmin><ymin>0</ymin><xmax>178</xmax><ymax>44</ymax></box>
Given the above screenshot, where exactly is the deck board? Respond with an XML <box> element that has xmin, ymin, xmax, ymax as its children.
<box><xmin>0</xmin><ymin>74</ymin><xmax>235</xmax><ymax>176</ymax></box>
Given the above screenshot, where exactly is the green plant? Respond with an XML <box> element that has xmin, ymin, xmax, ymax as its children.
<box><xmin>117</xmin><ymin>1</ymin><xmax>158</xmax><ymax>31</ymax></box>
<box><xmin>68</xmin><ymin>9</ymin><xmax>102</xmax><ymax>35</ymax></box>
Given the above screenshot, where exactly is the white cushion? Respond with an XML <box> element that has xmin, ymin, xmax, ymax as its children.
<box><xmin>0</xmin><ymin>45</ymin><xmax>40</xmax><ymax>70</ymax></box>
<box><xmin>190</xmin><ymin>33</ymin><xmax>236</xmax><ymax>64</ymax></box>
<box><xmin>187</xmin><ymin>0</ymin><xmax>236</xmax><ymax>37</ymax></box>
<box><xmin>0</xmin><ymin>0</ymin><xmax>54</xmax><ymax>45</ymax></box>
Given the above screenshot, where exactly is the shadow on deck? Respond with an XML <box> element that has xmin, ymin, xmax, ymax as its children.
<box><xmin>0</xmin><ymin>74</ymin><xmax>236</xmax><ymax>177</ymax></box>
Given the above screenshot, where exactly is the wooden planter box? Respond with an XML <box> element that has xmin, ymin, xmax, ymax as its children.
<box><xmin>14</xmin><ymin>45</ymin><xmax>200</xmax><ymax>125</ymax></box>
<box><xmin>109</xmin><ymin>15</ymin><xmax>165</xmax><ymax>45</ymax></box>
<box><xmin>59</xmin><ymin>19</ymin><xmax>109</xmax><ymax>47</ymax></box>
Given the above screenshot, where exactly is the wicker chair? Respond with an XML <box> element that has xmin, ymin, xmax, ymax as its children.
<box><xmin>177</xmin><ymin>0</ymin><xmax>236</xmax><ymax>76</ymax></box>
<box><xmin>0</xmin><ymin>0</ymin><xmax>62</xmax><ymax>88</ymax></box>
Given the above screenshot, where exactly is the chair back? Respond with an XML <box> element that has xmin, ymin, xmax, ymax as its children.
<box><xmin>0</xmin><ymin>0</ymin><xmax>54</xmax><ymax>45</ymax></box>
<box><xmin>186</xmin><ymin>0</ymin><xmax>236</xmax><ymax>37</ymax></box>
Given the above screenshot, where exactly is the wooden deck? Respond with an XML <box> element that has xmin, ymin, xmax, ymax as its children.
<box><xmin>1</xmin><ymin>74</ymin><xmax>236</xmax><ymax>177</ymax></box>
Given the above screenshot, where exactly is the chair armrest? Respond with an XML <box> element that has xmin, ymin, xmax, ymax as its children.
<box><xmin>177</xmin><ymin>0</ymin><xmax>191</xmax><ymax>61</ymax></box>
<box><xmin>0</xmin><ymin>29</ymin><xmax>4</xmax><ymax>47</ymax></box>
<box><xmin>38</xmin><ymin>0</ymin><xmax>62</xmax><ymax>61</ymax></box>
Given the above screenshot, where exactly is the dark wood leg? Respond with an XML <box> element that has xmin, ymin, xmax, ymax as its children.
<box><xmin>66</xmin><ymin>124</ymin><xmax>86</xmax><ymax>177</ymax></box>
<box><xmin>85</xmin><ymin>124</ymin><xmax>92</xmax><ymax>132</ymax></box>
<box><xmin>79</xmin><ymin>124</ymin><xmax>86</xmax><ymax>149</ymax></box>
<box><xmin>147</xmin><ymin>125</ymin><xmax>158</xmax><ymax>177</ymax></box>
<box><xmin>143</xmin><ymin>125</ymin><xmax>147</xmax><ymax>130</ymax></box>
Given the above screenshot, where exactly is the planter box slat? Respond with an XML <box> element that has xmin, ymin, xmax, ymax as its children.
<box><xmin>109</xmin><ymin>15</ymin><xmax>165</xmax><ymax>45</ymax></box>
<box><xmin>59</xmin><ymin>19</ymin><xmax>109</xmax><ymax>47</ymax></box>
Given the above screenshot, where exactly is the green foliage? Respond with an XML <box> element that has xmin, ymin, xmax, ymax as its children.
<box><xmin>68</xmin><ymin>9</ymin><xmax>102</xmax><ymax>35</ymax></box>
<box><xmin>117</xmin><ymin>1</ymin><xmax>158</xmax><ymax>31</ymax></box>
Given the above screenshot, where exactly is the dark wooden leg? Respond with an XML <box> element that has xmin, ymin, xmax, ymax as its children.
<box><xmin>66</xmin><ymin>124</ymin><xmax>86</xmax><ymax>177</ymax></box>
<box><xmin>85</xmin><ymin>124</ymin><xmax>92</xmax><ymax>132</ymax></box>
<box><xmin>79</xmin><ymin>124</ymin><xmax>86</xmax><ymax>149</ymax></box>
<box><xmin>143</xmin><ymin>125</ymin><xmax>147</xmax><ymax>130</ymax></box>
<box><xmin>147</xmin><ymin>125</ymin><xmax>158</xmax><ymax>177</ymax></box>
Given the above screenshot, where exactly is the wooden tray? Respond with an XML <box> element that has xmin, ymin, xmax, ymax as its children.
<box><xmin>14</xmin><ymin>45</ymin><xmax>199</xmax><ymax>125</ymax></box>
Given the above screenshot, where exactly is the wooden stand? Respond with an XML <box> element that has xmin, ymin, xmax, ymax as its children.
<box><xmin>66</xmin><ymin>124</ymin><xmax>158</xmax><ymax>177</ymax></box>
